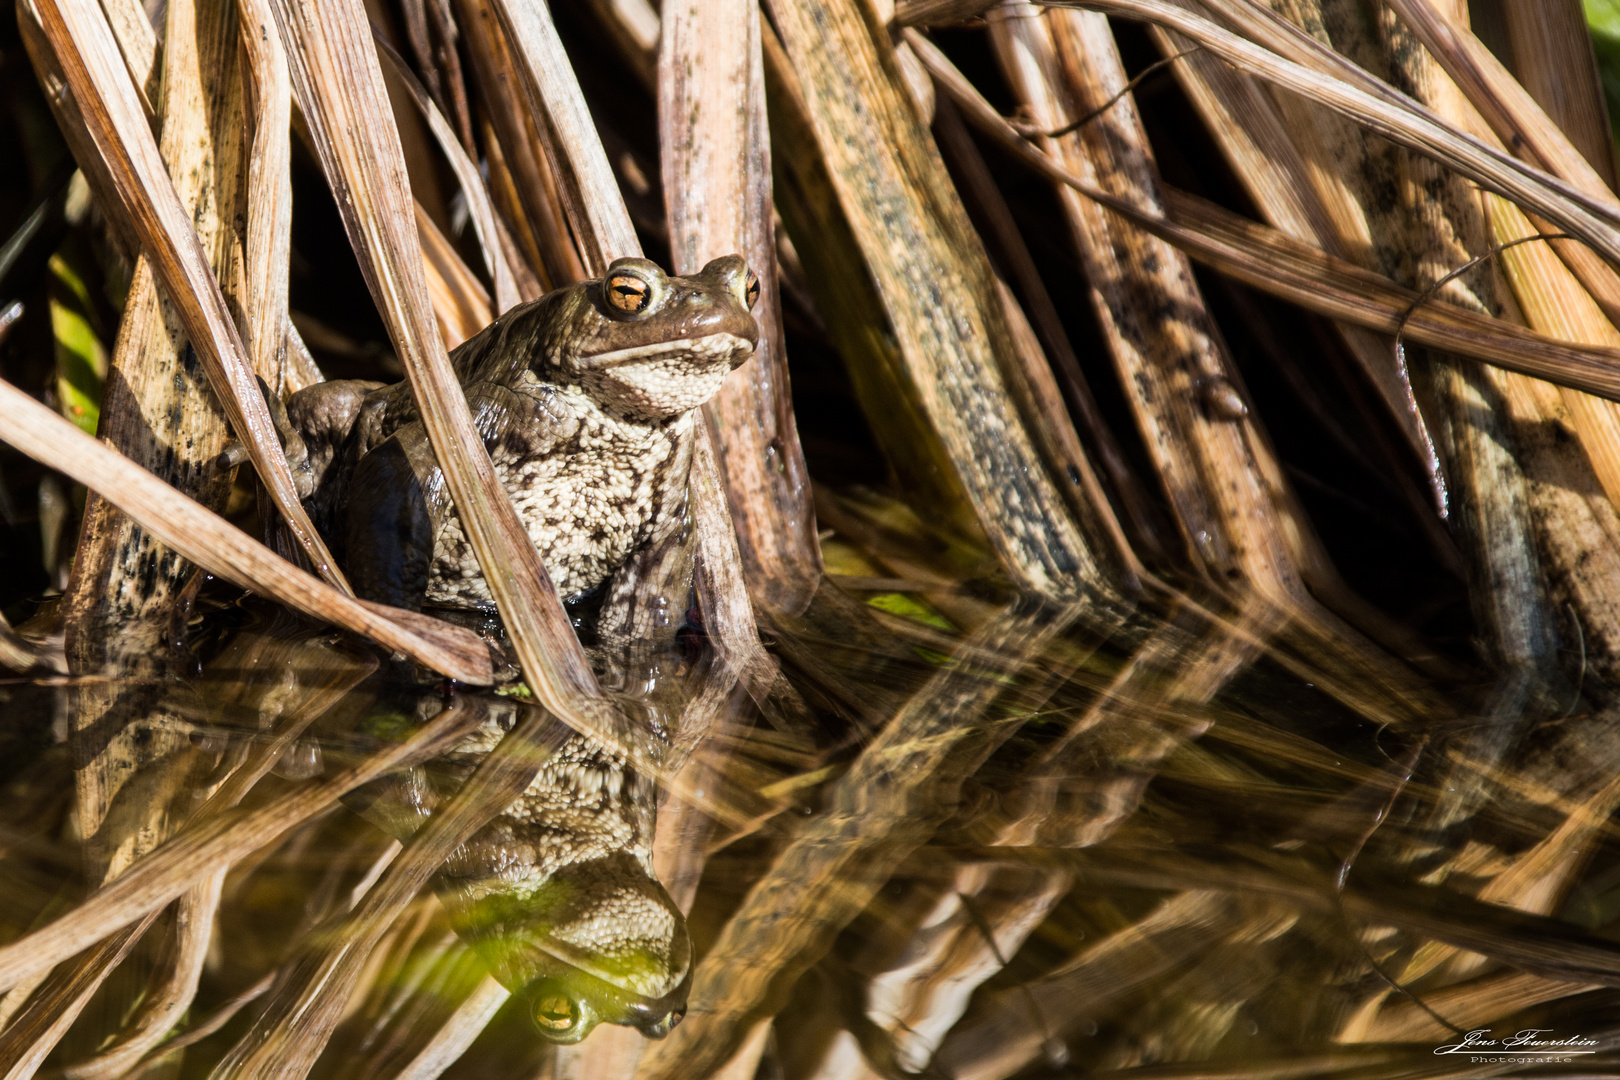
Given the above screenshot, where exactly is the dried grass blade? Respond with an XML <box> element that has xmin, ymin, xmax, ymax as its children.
<box><xmin>59</xmin><ymin>0</ymin><xmax>250</xmax><ymax>709</ymax></box>
<box><xmin>237</xmin><ymin>0</ymin><xmax>295</xmax><ymax>393</ymax></box>
<box><xmin>1380</xmin><ymin>0</ymin><xmax>1617</xmax><ymax>207</ymax></box>
<box><xmin>97</xmin><ymin>0</ymin><xmax>158</xmax><ymax>121</ymax></box>
<box><xmin>690</xmin><ymin>423</ymin><xmax>778</xmax><ymax>698</ymax></box>
<box><xmin>453</xmin><ymin>0</ymin><xmax>582</xmax><ymax>291</ymax></box>
<box><xmin>1141</xmin><ymin>15</ymin><xmax>1446</xmax><ymax>489</ymax></box>
<box><xmin>660</xmin><ymin>0</ymin><xmax>822</xmax><ymax>614</ymax></box>
<box><xmin>910</xmin><ymin>36</ymin><xmax>1620</xmax><ymax>401</ymax></box>
<box><xmin>16</xmin><ymin>4</ymin><xmax>140</xmax><ymax>259</ymax></box>
<box><xmin>484</xmin><ymin>0</ymin><xmax>637</xmax><ymax>274</ymax></box>
<box><xmin>1375</xmin><ymin>0</ymin><xmax>1620</xmax><ymax>325</ymax></box>
<box><xmin>385</xmin><ymin>975</ymin><xmax>509</xmax><ymax>1080</ymax></box>
<box><xmin>1070</xmin><ymin>0</ymin><xmax>1620</xmax><ymax>267</ymax></box>
<box><xmin>415</xmin><ymin>200</ymin><xmax>492</xmax><ymax>347</ymax></box>
<box><xmin>267</xmin><ymin>0</ymin><xmax>634</xmax><ymax>748</ymax></box>
<box><xmin>932</xmin><ymin>95</ymin><xmax>1162</xmax><ymax>564</ymax></box>
<box><xmin>1499</xmin><ymin>0</ymin><xmax>1617</xmax><ymax>189</ymax></box>
<box><xmin>31</xmin><ymin>0</ymin><xmax>348</xmax><ymax>590</ymax></box>
<box><xmin>59</xmin><ymin>874</ymin><xmax>225</xmax><ymax>1080</ymax></box>
<box><xmin>935</xmin><ymin>891</ymin><xmax>1257</xmax><ymax>1080</ymax></box>
<box><xmin>209</xmin><ymin>704</ymin><xmax>562</xmax><ymax>1079</ymax></box>
<box><xmin>0</xmin><ymin>377</ymin><xmax>492</xmax><ymax>682</ymax></box>
<box><xmin>0</xmin><ymin>909</ymin><xmax>162</xmax><ymax>1080</ymax></box>
<box><xmin>0</xmin><ymin>697</ymin><xmax>483</xmax><ymax>996</ymax></box>
<box><xmin>374</xmin><ymin>33</ymin><xmax>519</xmax><ymax>314</ymax></box>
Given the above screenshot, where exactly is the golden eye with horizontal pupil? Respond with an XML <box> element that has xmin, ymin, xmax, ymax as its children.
<box><xmin>533</xmin><ymin>993</ymin><xmax>577</xmax><ymax>1032</ymax></box>
<box><xmin>744</xmin><ymin>270</ymin><xmax>760</xmax><ymax>309</ymax></box>
<box><xmin>605</xmin><ymin>274</ymin><xmax>651</xmax><ymax>314</ymax></box>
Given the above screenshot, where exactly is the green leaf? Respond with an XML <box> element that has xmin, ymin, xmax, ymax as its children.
<box><xmin>47</xmin><ymin>252</ymin><xmax>107</xmax><ymax>434</ymax></box>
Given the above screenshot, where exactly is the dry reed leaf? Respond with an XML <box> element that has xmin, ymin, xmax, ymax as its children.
<box><xmin>932</xmin><ymin>96</ymin><xmax>1164</xmax><ymax>564</ymax></box>
<box><xmin>893</xmin><ymin>0</ymin><xmax>995</xmax><ymax>25</ymax></box>
<box><xmin>57</xmin><ymin>0</ymin><xmax>245</xmax><ymax>763</ymax></box>
<box><xmin>1144</xmin><ymin>12</ymin><xmax>1444</xmax><ymax>493</ymax></box>
<box><xmin>453</xmin><ymin>0</ymin><xmax>582</xmax><ymax>291</ymax></box>
<box><xmin>1072</xmin><ymin>0</ymin><xmax>1620</xmax><ymax>266</ymax></box>
<box><xmin>0</xmin><ymin>909</ymin><xmax>162</xmax><ymax>1080</ymax></box>
<box><xmin>485</xmin><ymin>0</ymin><xmax>637</xmax><ymax>275</ymax></box>
<box><xmin>0</xmin><ymin>377</ymin><xmax>492</xmax><ymax>681</ymax></box>
<box><xmin>387</xmin><ymin>975</ymin><xmax>509</xmax><ymax>1080</ymax></box>
<box><xmin>1380</xmin><ymin>0</ymin><xmax>1620</xmax><ymax>326</ymax></box>
<box><xmin>0</xmin><ymin>697</ymin><xmax>484</xmax><ymax>996</ymax></box>
<box><xmin>764</xmin><ymin>0</ymin><xmax>1124</xmax><ymax>605</ymax></box>
<box><xmin>1498</xmin><ymin>0</ymin><xmax>1616</xmax><ymax>189</ymax></box>
<box><xmin>59</xmin><ymin>873</ymin><xmax>224</xmax><ymax>1080</ymax></box>
<box><xmin>936</xmin><ymin>890</ymin><xmax>1256</xmax><ymax>1080</ymax></box>
<box><xmin>909</xmin><ymin>34</ymin><xmax>1620</xmax><ymax>401</ymax></box>
<box><xmin>415</xmin><ymin>200</ymin><xmax>492</xmax><ymax>348</ymax></box>
<box><xmin>982</xmin><ymin>9</ymin><xmax>1448</xmax><ymax>742</ymax></box>
<box><xmin>987</xmin><ymin>8</ymin><xmax>1329</xmax><ymax>613</ymax></box>
<box><xmin>1355</xmin><ymin>969</ymin><xmax>1592</xmax><ymax>1043</ymax></box>
<box><xmin>15</xmin><ymin>4</ymin><xmax>141</xmax><ymax>259</ymax></box>
<box><xmin>96</xmin><ymin>0</ymin><xmax>159</xmax><ymax>119</ymax></box>
<box><xmin>374</xmin><ymin>33</ymin><xmax>519</xmax><ymax>315</ymax></box>
<box><xmin>963</xmin><ymin>843</ymin><xmax>1620</xmax><ymax>987</ymax></box>
<box><xmin>238</xmin><ymin>0</ymin><xmax>297</xmax><ymax>396</ymax></box>
<box><xmin>660</xmin><ymin>0</ymin><xmax>822</xmax><ymax>615</ymax></box>
<box><xmin>31</xmin><ymin>0</ymin><xmax>348</xmax><ymax>589</ymax></box>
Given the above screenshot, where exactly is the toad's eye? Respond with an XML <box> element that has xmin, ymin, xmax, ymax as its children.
<box><xmin>606</xmin><ymin>274</ymin><xmax>651</xmax><ymax>315</ymax></box>
<box><xmin>533</xmin><ymin>991</ymin><xmax>578</xmax><ymax>1035</ymax></box>
<box><xmin>744</xmin><ymin>270</ymin><xmax>760</xmax><ymax>310</ymax></box>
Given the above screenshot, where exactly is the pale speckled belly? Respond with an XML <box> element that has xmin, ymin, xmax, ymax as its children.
<box><xmin>423</xmin><ymin>432</ymin><xmax>676</xmax><ymax>607</ymax></box>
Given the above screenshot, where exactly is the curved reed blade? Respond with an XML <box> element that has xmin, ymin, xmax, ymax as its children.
<box><xmin>0</xmin><ymin>377</ymin><xmax>493</xmax><ymax>683</ymax></box>
<box><xmin>28</xmin><ymin>0</ymin><xmax>349</xmax><ymax>591</ymax></box>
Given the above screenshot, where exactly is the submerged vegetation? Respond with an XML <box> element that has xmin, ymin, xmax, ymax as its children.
<box><xmin>5</xmin><ymin>0</ymin><xmax>1620</xmax><ymax>1075</ymax></box>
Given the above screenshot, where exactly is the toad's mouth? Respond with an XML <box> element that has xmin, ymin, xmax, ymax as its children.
<box><xmin>578</xmin><ymin>332</ymin><xmax>755</xmax><ymax>370</ymax></box>
<box><xmin>531</xmin><ymin>930</ymin><xmax>689</xmax><ymax>1001</ymax></box>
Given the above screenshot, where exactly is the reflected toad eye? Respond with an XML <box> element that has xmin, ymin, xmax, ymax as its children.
<box><xmin>605</xmin><ymin>274</ymin><xmax>651</xmax><ymax>314</ymax></box>
<box><xmin>744</xmin><ymin>270</ymin><xmax>760</xmax><ymax>310</ymax></box>
<box><xmin>533</xmin><ymin>991</ymin><xmax>578</xmax><ymax>1035</ymax></box>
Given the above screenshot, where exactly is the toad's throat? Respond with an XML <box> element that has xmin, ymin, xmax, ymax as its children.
<box><xmin>579</xmin><ymin>332</ymin><xmax>755</xmax><ymax>369</ymax></box>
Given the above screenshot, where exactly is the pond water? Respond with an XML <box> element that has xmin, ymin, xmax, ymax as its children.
<box><xmin>1</xmin><ymin>566</ymin><xmax>1619</xmax><ymax>1080</ymax></box>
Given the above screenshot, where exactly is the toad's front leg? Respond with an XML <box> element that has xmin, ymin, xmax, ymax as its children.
<box><xmin>342</xmin><ymin>382</ymin><xmax>540</xmax><ymax>611</ymax></box>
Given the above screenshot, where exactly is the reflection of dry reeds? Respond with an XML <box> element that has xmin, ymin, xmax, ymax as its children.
<box><xmin>7</xmin><ymin>0</ymin><xmax>1620</xmax><ymax>1074</ymax></box>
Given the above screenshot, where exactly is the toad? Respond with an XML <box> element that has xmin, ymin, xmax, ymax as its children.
<box><xmin>282</xmin><ymin>255</ymin><xmax>760</xmax><ymax>634</ymax></box>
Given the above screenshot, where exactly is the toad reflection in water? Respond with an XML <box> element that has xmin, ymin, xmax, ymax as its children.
<box><xmin>344</xmin><ymin>692</ymin><xmax>690</xmax><ymax>1044</ymax></box>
